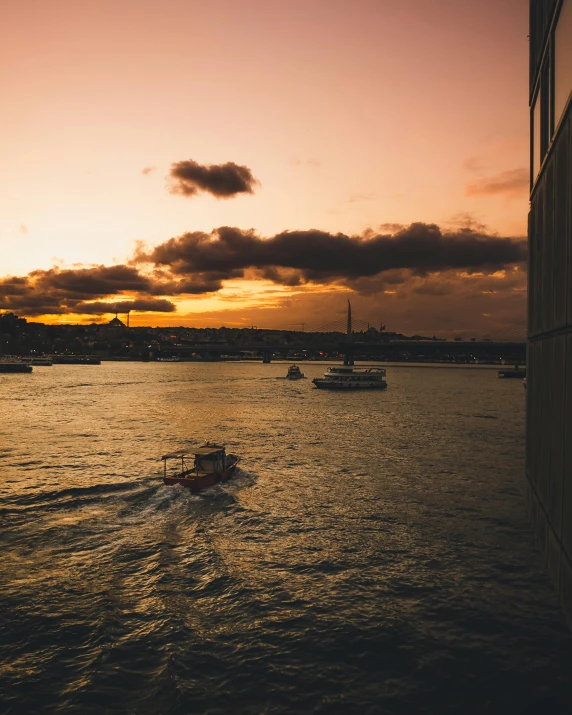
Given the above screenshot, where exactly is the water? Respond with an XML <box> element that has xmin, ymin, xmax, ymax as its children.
<box><xmin>1</xmin><ymin>362</ymin><xmax>571</xmax><ymax>714</ymax></box>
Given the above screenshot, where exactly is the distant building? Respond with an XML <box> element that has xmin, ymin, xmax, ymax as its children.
<box><xmin>528</xmin><ymin>0</ymin><xmax>572</xmax><ymax>621</ymax></box>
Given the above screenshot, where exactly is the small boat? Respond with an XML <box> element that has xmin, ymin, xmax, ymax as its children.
<box><xmin>286</xmin><ymin>364</ymin><xmax>305</xmax><ymax>380</ymax></box>
<box><xmin>498</xmin><ymin>364</ymin><xmax>526</xmax><ymax>379</ymax></box>
<box><xmin>0</xmin><ymin>361</ymin><xmax>32</xmax><ymax>373</ymax></box>
<box><xmin>312</xmin><ymin>365</ymin><xmax>387</xmax><ymax>390</ymax></box>
<box><xmin>161</xmin><ymin>443</ymin><xmax>240</xmax><ymax>490</ymax></box>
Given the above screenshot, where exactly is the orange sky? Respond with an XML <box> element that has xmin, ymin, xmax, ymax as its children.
<box><xmin>0</xmin><ymin>0</ymin><xmax>529</xmax><ymax>336</ymax></box>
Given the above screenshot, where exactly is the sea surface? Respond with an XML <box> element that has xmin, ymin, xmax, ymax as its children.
<box><xmin>1</xmin><ymin>361</ymin><xmax>571</xmax><ymax>714</ymax></box>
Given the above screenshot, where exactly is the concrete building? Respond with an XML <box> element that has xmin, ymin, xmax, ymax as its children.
<box><xmin>528</xmin><ymin>0</ymin><xmax>572</xmax><ymax>621</ymax></box>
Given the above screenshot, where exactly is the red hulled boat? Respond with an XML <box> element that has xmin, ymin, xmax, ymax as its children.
<box><xmin>161</xmin><ymin>443</ymin><xmax>240</xmax><ymax>491</ymax></box>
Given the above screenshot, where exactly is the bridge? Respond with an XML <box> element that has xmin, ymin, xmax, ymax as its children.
<box><xmin>158</xmin><ymin>339</ymin><xmax>525</xmax><ymax>363</ymax></box>
<box><xmin>158</xmin><ymin>303</ymin><xmax>526</xmax><ymax>364</ymax></box>
<box><xmin>154</xmin><ymin>301</ymin><xmax>527</xmax><ymax>365</ymax></box>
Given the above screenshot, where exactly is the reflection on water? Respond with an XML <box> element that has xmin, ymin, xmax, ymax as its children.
<box><xmin>1</xmin><ymin>362</ymin><xmax>571</xmax><ymax>714</ymax></box>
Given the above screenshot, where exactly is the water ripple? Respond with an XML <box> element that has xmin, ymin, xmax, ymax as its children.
<box><xmin>0</xmin><ymin>362</ymin><xmax>570</xmax><ymax>714</ymax></box>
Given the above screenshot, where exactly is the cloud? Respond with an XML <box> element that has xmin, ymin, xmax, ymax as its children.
<box><xmin>30</xmin><ymin>265</ymin><xmax>153</xmax><ymax>296</ymax></box>
<box><xmin>1</xmin><ymin>222</ymin><xmax>527</xmax><ymax>324</ymax></box>
<box><xmin>347</xmin><ymin>193</ymin><xmax>377</xmax><ymax>203</ymax></box>
<box><xmin>446</xmin><ymin>213</ymin><xmax>489</xmax><ymax>233</ymax></box>
<box><xmin>141</xmin><ymin>223</ymin><xmax>527</xmax><ymax>285</ymax></box>
<box><xmin>168</xmin><ymin>159</ymin><xmax>259</xmax><ymax>198</ymax></box>
<box><xmin>293</xmin><ymin>158</ymin><xmax>321</xmax><ymax>167</ymax></box>
<box><xmin>19</xmin><ymin>225</ymin><xmax>28</xmax><ymax>234</ymax></box>
<box><xmin>466</xmin><ymin>168</ymin><xmax>529</xmax><ymax>198</ymax></box>
<box><xmin>75</xmin><ymin>298</ymin><xmax>176</xmax><ymax>314</ymax></box>
<box><xmin>141</xmin><ymin>166</ymin><xmax>156</xmax><ymax>175</ymax></box>
<box><xmin>0</xmin><ymin>265</ymin><xmax>182</xmax><ymax>316</ymax></box>
<box><xmin>150</xmin><ymin>266</ymin><xmax>526</xmax><ymax>337</ymax></box>
<box><xmin>376</xmin><ymin>223</ymin><xmax>405</xmax><ymax>234</ymax></box>
<box><xmin>464</xmin><ymin>156</ymin><xmax>484</xmax><ymax>174</ymax></box>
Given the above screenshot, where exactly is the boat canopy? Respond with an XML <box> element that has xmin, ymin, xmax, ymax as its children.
<box><xmin>161</xmin><ymin>444</ymin><xmax>225</xmax><ymax>461</ymax></box>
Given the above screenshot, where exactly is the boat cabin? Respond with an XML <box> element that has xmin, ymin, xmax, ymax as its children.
<box><xmin>161</xmin><ymin>443</ymin><xmax>227</xmax><ymax>479</ymax></box>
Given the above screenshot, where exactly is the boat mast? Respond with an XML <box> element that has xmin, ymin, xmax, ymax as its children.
<box><xmin>347</xmin><ymin>300</ymin><xmax>352</xmax><ymax>338</ymax></box>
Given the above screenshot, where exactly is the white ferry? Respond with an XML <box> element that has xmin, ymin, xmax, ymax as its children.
<box><xmin>312</xmin><ymin>366</ymin><xmax>387</xmax><ymax>390</ymax></box>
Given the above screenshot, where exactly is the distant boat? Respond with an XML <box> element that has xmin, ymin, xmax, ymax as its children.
<box><xmin>312</xmin><ymin>365</ymin><xmax>387</xmax><ymax>390</ymax></box>
<box><xmin>0</xmin><ymin>361</ymin><xmax>32</xmax><ymax>373</ymax></box>
<box><xmin>157</xmin><ymin>356</ymin><xmax>181</xmax><ymax>362</ymax></box>
<box><xmin>498</xmin><ymin>365</ymin><xmax>526</xmax><ymax>379</ymax></box>
<box><xmin>162</xmin><ymin>443</ymin><xmax>240</xmax><ymax>491</ymax></box>
<box><xmin>51</xmin><ymin>355</ymin><xmax>100</xmax><ymax>365</ymax></box>
<box><xmin>286</xmin><ymin>364</ymin><xmax>305</xmax><ymax>379</ymax></box>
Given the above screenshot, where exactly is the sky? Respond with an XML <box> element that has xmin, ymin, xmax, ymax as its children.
<box><xmin>0</xmin><ymin>0</ymin><xmax>529</xmax><ymax>336</ymax></box>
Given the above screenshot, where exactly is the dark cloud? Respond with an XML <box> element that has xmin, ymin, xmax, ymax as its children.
<box><xmin>466</xmin><ymin>168</ymin><xmax>529</xmax><ymax>197</ymax></box>
<box><xmin>1</xmin><ymin>222</ymin><xmax>527</xmax><ymax>322</ymax></box>
<box><xmin>169</xmin><ymin>160</ymin><xmax>258</xmax><ymax>198</ymax></box>
<box><xmin>30</xmin><ymin>265</ymin><xmax>153</xmax><ymax>296</ymax></box>
<box><xmin>165</xmin><ymin>266</ymin><xmax>526</xmax><ymax>337</ymax></box>
<box><xmin>0</xmin><ymin>265</ymin><xmax>182</xmax><ymax>316</ymax></box>
<box><xmin>75</xmin><ymin>298</ymin><xmax>176</xmax><ymax>314</ymax></box>
<box><xmin>142</xmin><ymin>223</ymin><xmax>527</xmax><ymax>285</ymax></box>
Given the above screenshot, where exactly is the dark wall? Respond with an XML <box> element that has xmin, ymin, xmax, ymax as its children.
<box><xmin>528</xmin><ymin>0</ymin><xmax>572</xmax><ymax>621</ymax></box>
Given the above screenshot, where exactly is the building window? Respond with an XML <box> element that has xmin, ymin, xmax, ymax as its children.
<box><xmin>532</xmin><ymin>89</ymin><xmax>542</xmax><ymax>180</ymax></box>
<box><xmin>531</xmin><ymin>50</ymin><xmax>552</xmax><ymax>184</ymax></box>
<box><xmin>555</xmin><ymin>0</ymin><xmax>572</xmax><ymax>127</ymax></box>
<box><xmin>541</xmin><ymin>55</ymin><xmax>552</xmax><ymax>154</ymax></box>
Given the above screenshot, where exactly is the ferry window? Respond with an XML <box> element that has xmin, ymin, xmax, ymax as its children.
<box><xmin>532</xmin><ymin>90</ymin><xmax>541</xmax><ymax>180</ymax></box>
<box><xmin>555</xmin><ymin>0</ymin><xmax>572</xmax><ymax>126</ymax></box>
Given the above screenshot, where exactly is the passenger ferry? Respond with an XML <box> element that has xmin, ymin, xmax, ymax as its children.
<box><xmin>312</xmin><ymin>365</ymin><xmax>387</xmax><ymax>390</ymax></box>
<box><xmin>286</xmin><ymin>364</ymin><xmax>305</xmax><ymax>380</ymax></box>
<box><xmin>161</xmin><ymin>443</ymin><xmax>240</xmax><ymax>491</ymax></box>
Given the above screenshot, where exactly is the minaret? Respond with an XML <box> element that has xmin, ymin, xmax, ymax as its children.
<box><xmin>344</xmin><ymin>301</ymin><xmax>354</xmax><ymax>366</ymax></box>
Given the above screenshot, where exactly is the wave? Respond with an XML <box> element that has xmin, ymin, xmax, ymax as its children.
<box><xmin>0</xmin><ymin>468</ymin><xmax>256</xmax><ymax>523</ymax></box>
<box><xmin>0</xmin><ymin>478</ymin><xmax>151</xmax><ymax>515</ymax></box>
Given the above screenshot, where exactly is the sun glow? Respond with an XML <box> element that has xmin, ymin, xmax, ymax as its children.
<box><xmin>34</xmin><ymin>279</ymin><xmax>349</xmax><ymax>327</ymax></box>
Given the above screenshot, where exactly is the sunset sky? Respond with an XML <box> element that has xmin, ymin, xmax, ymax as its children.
<box><xmin>1</xmin><ymin>0</ymin><xmax>529</xmax><ymax>336</ymax></box>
